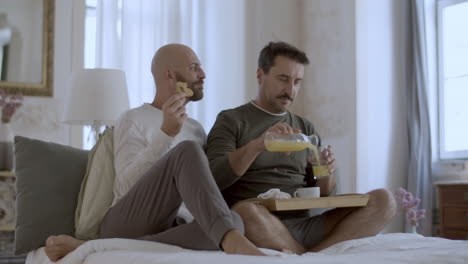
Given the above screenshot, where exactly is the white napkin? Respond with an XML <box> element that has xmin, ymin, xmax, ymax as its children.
<box><xmin>257</xmin><ymin>188</ymin><xmax>291</xmax><ymax>199</ymax></box>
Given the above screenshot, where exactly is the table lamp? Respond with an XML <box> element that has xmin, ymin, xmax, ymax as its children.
<box><xmin>63</xmin><ymin>68</ymin><xmax>130</xmax><ymax>144</ymax></box>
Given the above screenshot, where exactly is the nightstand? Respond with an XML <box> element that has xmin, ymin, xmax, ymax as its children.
<box><xmin>0</xmin><ymin>170</ymin><xmax>15</xmax><ymax>238</ymax></box>
<box><xmin>0</xmin><ymin>171</ymin><xmax>26</xmax><ymax>264</ymax></box>
<box><xmin>437</xmin><ymin>182</ymin><xmax>468</xmax><ymax>240</ymax></box>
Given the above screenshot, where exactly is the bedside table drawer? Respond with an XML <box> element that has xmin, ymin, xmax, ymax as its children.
<box><xmin>442</xmin><ymin>228</ymin><xmax>468</xmax><ymax>240</ymax></box>
<box><xmin>439</xmin><ymin>185</ymin><xmax>468</xmax><ymax>205</ymax></box>
<box><xmin>442</xmin><ymin>207</ymin><xmax>468</xmax><ymax>228</ymax></box>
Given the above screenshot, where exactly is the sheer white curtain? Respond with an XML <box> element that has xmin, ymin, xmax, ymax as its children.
<box><xmin>407</xmin><ymin>0</ymin><xmax>435</xmax><ymax>236</ymax></box>
<box><xmin>92</xmin><ymin>0</ymin><xmax>248</xmax><ymax>131</ymax></box>
<box><xmin>94</xmin><ymin>0</ymin><xmax>200</xmax><ymax>108</ymax></box>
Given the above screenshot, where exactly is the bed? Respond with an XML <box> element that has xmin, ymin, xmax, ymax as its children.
<box><xmin>13</xmin><ymin>135</ymin><xmax>468</xmax><ymax>264</ymax></box>
<box><xmin>26</xmin><ymin>233</ymin><xmax>468</xmax><ymax>264</ymax></box>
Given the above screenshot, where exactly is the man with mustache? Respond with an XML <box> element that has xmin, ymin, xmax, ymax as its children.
<box><xmin>44</xmin><ymin>44</ymin><xmax>265</xmax><ymax>262</ymax></box>
<box><xmin>206</xmin><ymin>41</ymin><xmax>396</xmax><ymax>254</ymax></box>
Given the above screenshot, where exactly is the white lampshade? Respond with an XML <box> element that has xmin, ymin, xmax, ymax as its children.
<box><xmin>63</xmin><ymin>69</ymin><xmax>130</xmax><ymax>126</ymax></box>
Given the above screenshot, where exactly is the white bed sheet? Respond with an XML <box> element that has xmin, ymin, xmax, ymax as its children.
<box><xmin>27</xmin><ymin>233</ymin><xmax>468</xmax><ymax>264</ymax></box>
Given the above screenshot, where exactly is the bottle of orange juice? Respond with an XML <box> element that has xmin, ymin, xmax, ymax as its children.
<box><xmin>264</xmin><ymin>132</ymin><xmax>330</xmax><ymax>177</ymax></box>
<box><xmin>264</xmin><ymin>132</ymin><xmax>319</xmax><ymax>153</ymax></box>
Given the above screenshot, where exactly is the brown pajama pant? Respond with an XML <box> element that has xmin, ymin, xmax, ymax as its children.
<box><xmin>99</xmin><ymin>140</ymin><xmax>243</xmax><ymax>250</ymax></box>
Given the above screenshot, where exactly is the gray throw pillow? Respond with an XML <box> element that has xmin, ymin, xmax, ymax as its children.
<box><xmin>14</xmin><ymin>136</ymin><xmax>89</xmax><ymax>255</ymax></box>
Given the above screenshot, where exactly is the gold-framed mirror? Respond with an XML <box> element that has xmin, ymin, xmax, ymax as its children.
<box><xmin>0</xmin><ymin>0</ymin><xmax>54</xmax><ymax>97</ymax></box>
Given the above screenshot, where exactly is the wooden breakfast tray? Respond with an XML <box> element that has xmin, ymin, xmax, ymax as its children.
<box><xmin>249</xmin><ymin>194</ymin><xmax>370</xmax><ymax>211</ymax></box>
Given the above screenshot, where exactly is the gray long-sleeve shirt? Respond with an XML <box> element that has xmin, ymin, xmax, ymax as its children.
<box><xmin>206</xmin><ymin>102</ymin><xmax>319</xmax><ymax>209</ymax></box>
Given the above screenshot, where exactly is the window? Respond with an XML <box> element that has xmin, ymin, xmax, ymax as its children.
<box><xmin>437</xmin><ymin>0</ymin><xmax>468</xmax><ymax>159</ymax></box>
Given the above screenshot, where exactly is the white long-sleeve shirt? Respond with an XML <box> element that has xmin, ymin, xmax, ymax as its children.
<box><xmin>112</xmin><ymin>103</ymin><xmax>206</xmax><ymax>205</ymax></box>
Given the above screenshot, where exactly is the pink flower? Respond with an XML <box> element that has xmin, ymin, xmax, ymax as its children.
<box><xmin>395</xmin><ymin>188</ymin><xmax>406</xmax><ymax>201</ymax></box>
<box><xmin>0</xmin><ymin>89</ymin><xmax>23</xmax><ymax>123</ymax></box>
<box><xmin>416</xmin><ymin>209</ymin><xmax>426</xmax><ymax>219</ymax></box>
<box><xmin>395</xmin><ymin>188</ymin><xmax>426</xmax><ymax>227</ymax></box>
<box><xmin>402</xmin><ymin>198</ymin><xmax>420</xmax><ymax>210</ymax></box>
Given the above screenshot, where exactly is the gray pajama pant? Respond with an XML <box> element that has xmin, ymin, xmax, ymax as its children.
<box><xmin>99</xmin><ymin>140</ymin><xmax>243</xmax><ymax>250</ymax></box>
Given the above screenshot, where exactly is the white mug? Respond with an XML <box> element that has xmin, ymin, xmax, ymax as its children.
<box><xmin>294</xmin><ymin>187</ymin><xmax>320</xmax><ymax>198</ymax></box>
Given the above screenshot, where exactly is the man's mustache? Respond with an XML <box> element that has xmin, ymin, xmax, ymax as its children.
<box><xmin>277</xmin><ymin>94</ymin><xmax>293</xmax><ymax>101</ymax></box>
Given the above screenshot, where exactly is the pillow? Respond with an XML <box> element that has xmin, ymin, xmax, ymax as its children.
<box><xmin>14</xmin><ymin>136</ymin><xmax>88</xmax><ymax>255</ymax></box>
<box><xmin>75</xmin><ymin>127</ymin><xmax>116</xmax><ymax>240</ymax></box>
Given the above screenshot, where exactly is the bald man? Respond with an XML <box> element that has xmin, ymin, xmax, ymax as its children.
<box><xmin>44</xmin><ymin>44</ymin><xmax>265</xmax><ymax>262</ymax></box>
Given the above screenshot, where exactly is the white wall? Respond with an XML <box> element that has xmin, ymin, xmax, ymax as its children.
<box><xmin>359</xmin><ymin>0</ymin><xmax>409</xmax><ymax>195</ymax></box>
<box><xmin>244</xmin><ymin>0</ymin><xmax>306</xmax><ymax>101</ymax></box>
<box><xmin>356</xmin><ymin>0</ymin><xmax>410</xmax><ymax>232</ymax></box>
<box><xmin>299</xmin><ymin>0</ymin><xmax>357</xmax><ymax>196</ymax></box>
<box><xmin>356</xmin><ymin>0</ymin><xmax>412</xmax><ymax>233</ymax></box>
<box><xmin>296</xmin><ymin>0</ymin><xmax>409</xmax><ymax>232</ymax></box>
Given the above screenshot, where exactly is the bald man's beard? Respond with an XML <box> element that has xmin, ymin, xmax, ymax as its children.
<box><xmin>175</xmin><ymin>72</ymin><xmax>203</xmax><ymax>101</ymax></box>
<box><xmin>188</xmin><ymin>86</ymin><xmax>203</xmax><ymax>101</ymax></box>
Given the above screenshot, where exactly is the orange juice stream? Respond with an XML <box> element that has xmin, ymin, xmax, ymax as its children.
<box><xmin>265</xmin><ymin>141</ymin><xmax>321</xmax><ymax>166</ymax></box>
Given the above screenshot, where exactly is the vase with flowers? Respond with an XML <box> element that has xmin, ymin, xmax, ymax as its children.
<box><xmin>0</xmin><ymin>89</ymin><xmax>23</xmax><ymax>170</ymax></box>
<box><xmin>395</xmin><ymin>187</ymin><xmax>426</xmax><ymax>234</ymax></box>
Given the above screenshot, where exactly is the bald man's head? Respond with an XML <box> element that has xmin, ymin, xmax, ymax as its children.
<box><xmin>150</xmin><ymin>44</ymin><xmax>205</xmax><ymax>102</ymax></box>
<box><xmin>151</xmin><ymin>44</ymin><xmax>195</xmax><ymax>81</ymax></box>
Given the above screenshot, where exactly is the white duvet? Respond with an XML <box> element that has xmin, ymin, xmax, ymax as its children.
<box><xmin>27</xmin><ymin>233</ymin><xmax>468</xmax><ymax>264</ymax></box>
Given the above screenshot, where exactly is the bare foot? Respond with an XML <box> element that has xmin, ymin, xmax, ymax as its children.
<box><xmin>221</xmin><ymin>230</ymin><xmax>267</xmax><ymax>256</ymax></box>
<box><xmin>44</xmin><ymin>235</ymin><xmax>85</xmax><ymax>262</ymax></box>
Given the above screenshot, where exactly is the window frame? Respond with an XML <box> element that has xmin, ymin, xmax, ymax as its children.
<box><xmin>436</xmin><ymin>0</ymin><xmax>468</xmax><ymax>160</ymax></box>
